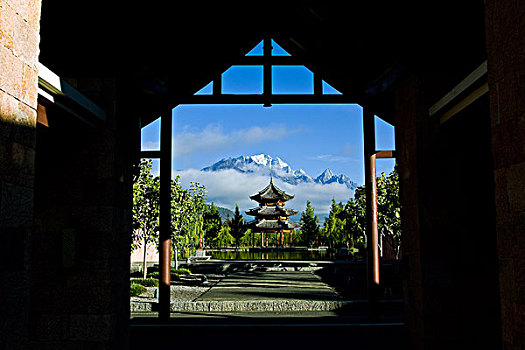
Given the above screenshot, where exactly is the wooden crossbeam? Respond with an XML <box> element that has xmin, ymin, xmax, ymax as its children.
<box><xmin>375</xmin><ymin>150</ymin><xmax>396</xmax><ymax>159</ymax></box>
<box><xmin>179</xmin><ymin>94</ymin><xmax>356</xmax><ymax>105</ymax></box>
<box><xmin>140</xmin><ymin>150</ymin><xmax>161</xmax><ymax>159</ymax></box>
<box><xmin>231</xmin><ymin>56</ymin><xmax>307</xmax><ymax>66</ymax></box>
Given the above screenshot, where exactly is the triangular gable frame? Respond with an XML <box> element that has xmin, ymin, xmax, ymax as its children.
<box><xmin>182</xmin><ymin>37</ymin><xmax>353</xmax><ymax>106</ymax></box>
<box><xmin>142</xmin><ymin>37</ymin><xmax>393</xmax><ymax>321</ymax></box>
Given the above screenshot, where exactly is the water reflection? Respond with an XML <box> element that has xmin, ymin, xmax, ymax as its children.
<box><xmin>208</xmin><ymin>249</ymin><xmax>334</xmax><ymax>260</ymax></box>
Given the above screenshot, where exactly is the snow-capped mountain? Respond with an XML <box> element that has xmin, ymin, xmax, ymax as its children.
<box><xmin>202</xmin><ymin>154</ymin><xmax>357</xmax><ymax>189</ymax></box>
<box><xmin>315</xmin><ymin>169</ymin><xmax>356</xmax><ymax>189</ymax></box>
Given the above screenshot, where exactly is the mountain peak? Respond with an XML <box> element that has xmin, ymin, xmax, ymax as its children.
<box><xmin>319</xmin><ymin>168</ymin><xmax>334</xmax><ymax>178</ymax></box>
<box><xmin>251</xmin><ymin>154</ymin><xmax>271</xmax><ymax>166</ymax></box>
<box><xmin>314</xmin><ymin>168</ymin><xmax>357</xmax><ymax>189</ymax></box>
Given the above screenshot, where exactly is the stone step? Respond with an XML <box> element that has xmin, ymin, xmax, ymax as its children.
<box><xmin>131</xmin><ymin>299</ymin><xmax>403</xmax><ymax>313</ymax></box>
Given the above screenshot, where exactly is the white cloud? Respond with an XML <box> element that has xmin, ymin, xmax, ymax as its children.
<box><xmin>173</xmin><ymin>124</ymin><xmax>296</xmax><ymax>156</ymax></box>
<box><xmin>311</xmin><ymin>154</ymin><xmax>360</xmax><ymax>163</ymax></box>
<box><xmin>308</xmin><ymin>142</ymin><xmax>362</xmax><ymax>164</ymax></box>
<box><xmin>174</xmin><ymin>169</ymin><xmax>354</xmax><ymax>216</ymax></box>
<box><xmin>141</xmin><ymin>141</ymin><xmax>160</xmax><ymax>150</ymax></box>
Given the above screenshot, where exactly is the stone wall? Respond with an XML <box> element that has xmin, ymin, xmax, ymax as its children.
<box><xmin>0</xmin><ymin>0</ymin><xmax>41</xmax><ymax>348</ymax></box>
<box><xmin>2</xmin><ymin>1</ymin><xmax>133</xmax><ymax>347</ymax></box>
<box><xmin>485</xmin><ymin>1</ymin><xmax>525</xmax><ymax>349</ymax></box>
<box><xmin>29</xmin><ymin>80</ymin><xmax>133</xmax><ymax>349</ymax></box>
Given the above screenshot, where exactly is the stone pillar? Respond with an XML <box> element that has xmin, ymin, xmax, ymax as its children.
<box><xmin>393</xmin><ymin>74</ymin><xmax>426</xmax><ymax>348</ymax></box>
<box><xmin>395</xmin><ymin>66</ymin><xmax>501</xmax><ymax>349</ymax></box>
<box><xmin>485</xmin><ymin>1</ymin><xmax>525</xmax><ymax>349</ymax></box>
<box><xmin>0</xmin><ymin>0</ymin><xmax>41</xmax><ymax>348</ymax></box>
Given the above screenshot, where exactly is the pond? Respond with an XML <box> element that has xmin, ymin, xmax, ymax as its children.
<box><xmin>207</xmin><ymin>248</ymin><xmax>336</xmax><ymax>261</ymax></box>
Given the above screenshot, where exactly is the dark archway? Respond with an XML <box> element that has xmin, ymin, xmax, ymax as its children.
<box><xmin>5</xmin><ymin>1</ymin><xmax>514</xmax><ymax>349</ymax></box>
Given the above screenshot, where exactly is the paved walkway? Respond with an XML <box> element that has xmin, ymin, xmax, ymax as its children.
<box><xmin>196</xmin><ymin>270</ymin><xmax>342</xmax><ymax>302</ymax></box>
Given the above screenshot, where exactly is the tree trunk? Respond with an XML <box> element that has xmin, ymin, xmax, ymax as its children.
<box><xmin>142</xmin><ymin>234</ymin><xmax>147</xmax><ymax>279</ymax></box>
<box><xmin>174</xmin><ymin>248</ymin><xmax>179</xmax><ymax>270</ymax></box>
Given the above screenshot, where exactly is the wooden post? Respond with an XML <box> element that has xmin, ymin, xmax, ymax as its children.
<box><xmin>213</xmin><ymin>73</ymin><xmax>221</xmax><ymax>96</ymax></box>
<box><xmin>363</xmin><ymin>107</ymin><xmax>380</xmax><ymax>321</ymax></box>
<box><xmin>159</xmin><ymin>110</ymin><xmax>172</xmax><ymax>320</ymax></box>
<box><xmin>314</xmin><ymin>74</ymin><xmax>322</xmax><ymax>96</ymax></box>
<box><xmin>263</xmin><ymin>37</ymin><xmax>272</xmax><ymax>107</ymax></box>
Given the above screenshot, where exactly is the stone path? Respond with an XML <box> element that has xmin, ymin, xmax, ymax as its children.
<box><xmin>197</xmin><ymin>270</ymin><xmax>341</xmax><ymax>301</ymax></box>
<box><xmin>131</xmin><ymin>270</ymin><xmax>351</xmax><ymax>313</ymax></box>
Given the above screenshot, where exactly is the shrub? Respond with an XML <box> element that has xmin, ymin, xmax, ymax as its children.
<box><xmin>147</xmin><ymin>268</ymin><xmax>191</xmax><ymax>280</ymax></box>
<box><xmin>147</xmin><ymin>272</ymin><xmax>159</xmax><ymax>279</ymax></box>
<box><xmin>130</xmin><ymin>278</ymin><xmax>159</xmax><ymax>287</ymax></box>
<box><xmin>130</xmin><ymin>283</ymin><xmax>147</xmax><ymax>297</ymax></box>
<box><xmin>172</xmin><ymin>268</ymin><xmax>191</xmax><ymax>275</ymax></box>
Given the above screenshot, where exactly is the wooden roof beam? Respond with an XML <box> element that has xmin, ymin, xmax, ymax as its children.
<box><xmin>179</xmin><ymin>94</ymin><xmax>357</xmax><ymax>105</ymax></box>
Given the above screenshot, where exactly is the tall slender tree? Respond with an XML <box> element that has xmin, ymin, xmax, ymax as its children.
<box><xmin>170</xmin><ymin>177</ymin><xmax>207</xmax><ymax>269</ymax></box>
<box><xmin>322</xmin><ymin>199</ymin><xmax>346</xmax><ymax>248</ymax></box>
<box><xmin>300</xmin><ymin>200</ymin><xmax>320</xmax><ymax>247</ymax></box>
<box><xmin>203</xmin><ymin>203</ymin><xmax>222</xmax><ymax>247</ymax></box>
<box><xmin>376</xmin><ymin>168</ymin><xmax>401</xmax><ymax>259</ymax></box>
<box><xmin>132</xmin><ymin>159</ymin><xmax>160</xmax><ymax>278</ymax></box>
<box><xmin>230</xmin><ymin>205</ymin><xmax>244</xmax><ymax>249</ymax></box>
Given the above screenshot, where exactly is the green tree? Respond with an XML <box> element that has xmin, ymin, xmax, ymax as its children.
<box><xmin>300</xmin><ymin>201</ymin><xmax>320</xmax><ymax>247</ymax></box>
<box><xmin>339</xmin><ymin>167</ymin><xmax>401</xmax><ymax>259</ymax></box>
<box><xmin>292</xmin><ymin>229</ymin><xmax>305</xmax><ymax>246</ymax></box>
<box><xmin>322</xmin><ymin>199</ymin><xmax>346</xmax><ymax>248</ymax></box>
<box><xmin>239</xmin><ymin>229</ymin><xmax>260</xmax><ymax>247</ymax></box>
<box><xmin>132</xmin><ymin>159</ymin><xmax>160</xmax><ymax>278</ymax></box>
<box><xmin>214</xmin><ymin>225</ymin><xmax>235</xmax><ymax>248</ymax></box>
<box><xmin>339</xmin><ymin>189</ymin><xmax>366</xmax><ymax>254</ymax></box>
<box><xmin>170</xmin><ymin>177</ymin><xmax>207</xmax><ymax>269</ymax></box>
<box><xmin>230</xmin><ymin>205</ymin><xmax>244</xmax><ymax>249</ymax></box>
<box><xmin>376</xmin><ymin>168</ymin><xmax>401</xmax><ymax>259</ymax></box>
<box><xmin>203</xmin><ymin>203</ymin><xmax>222</xmax><ymax>247</ymax></box>
<box><xmin>186</xmin><ymin>182</ymin><xmax>207</xmax><ymax>251</ymax></box>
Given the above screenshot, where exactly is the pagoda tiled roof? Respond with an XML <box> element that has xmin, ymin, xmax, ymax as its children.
<box><xmin>245</xmin><ymin>205</ymin><xmax>298</xmax><ymax>217</ymax></box>
<box><xmin>245</xmin><ymin>219</ymin><xmax>300</xmax><ymax>230</ymax></box>
<box><xmin>249</xmin><ymin>177</ymin><xmax>294</xmax><ymax>203</ymax></box>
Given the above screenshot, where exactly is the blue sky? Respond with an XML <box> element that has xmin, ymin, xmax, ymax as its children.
<box><xmin>140</xmin><ymin>40</ymin><xmax>396</xmax><ymax>214</ymax></box>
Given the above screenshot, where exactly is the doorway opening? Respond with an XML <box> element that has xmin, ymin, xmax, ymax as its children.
<box><xmin>130</xmin><ymin>38</ymin><xmax>402</xmax><ymax>325</ymax></box>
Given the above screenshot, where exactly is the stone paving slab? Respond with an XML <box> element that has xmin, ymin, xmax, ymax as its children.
<box><xmin>196</xmin><ymin>270</ymin><xmax>342</xmax><ymax>302</ymax></box>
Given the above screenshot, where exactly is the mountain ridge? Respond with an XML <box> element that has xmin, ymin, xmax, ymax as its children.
<box><xmin>202</xmin><ymin>154</ymin><xmax>357</xmax><ymax>190</ymax></box>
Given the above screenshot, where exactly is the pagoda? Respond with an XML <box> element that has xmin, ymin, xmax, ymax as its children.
<box><xmin>245</xmin><ymin>177</ymin><xmax>300</xmax><ymax>247</ymax></box>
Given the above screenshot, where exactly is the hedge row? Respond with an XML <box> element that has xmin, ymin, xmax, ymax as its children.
<box><xmin>130</xmin><ymin>284</ymin><xmax>147</xmax><ymax>297</ymax></box>
<box><xmin>147</xmin><ymin>268</ymin><xmax>191</xmax><ymax>280</ymax></box>
<box><xmin>131</xmin><ymin>278</ymin><xmax>159</xmax><ymax>287</ymax></box>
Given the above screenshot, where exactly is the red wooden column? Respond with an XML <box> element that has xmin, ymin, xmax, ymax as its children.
<box><xmin>159</xmin><ymin>110</ymin><xmax>172</xmax><ymax>320</ymax></box>
<box><xmin>363</xmin><ymin>107</ymin><xmax>380</xmax><ymax>320</ymax></box>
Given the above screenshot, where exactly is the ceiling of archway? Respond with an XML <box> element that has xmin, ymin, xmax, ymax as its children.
<box><xmin>38</xmin><ymin>1</ymin><xmax>487</xmax><ymax>123</ymax></box>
